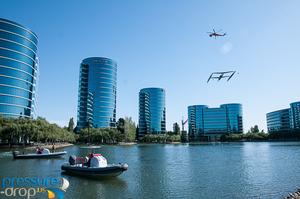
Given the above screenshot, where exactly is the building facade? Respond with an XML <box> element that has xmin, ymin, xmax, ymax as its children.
<box><xmin>0</xmin><ymin>18</ymin><xmax>38</xmax><ymax>118</ymax></box>
<box><xmin>290</xmin><ymin>102</ymin><xmax>300</xmax><ymax>130</ymax></box>
<box><xmin>138</xmin><ymin>88</ymin><xmax>166</xmax><ymax>138</ymax></box>
<box><xmin>267</xmin><ymin>101</ymin><xmax>300</xmax><ymax>133</ymax></box>
<box><xmin>266</xmin><ymin>109</ymin><xmax>290</xmax><ymax>133</ymax></box>
<box><xmin>188</xmin><ymin>103</ymin><xmax>243</xmax><ymax>141</ymax></box>
<box><xmin>77</xmin><ymin>57</ymin><xmax>117</xmax><ymax>130</ymax></box>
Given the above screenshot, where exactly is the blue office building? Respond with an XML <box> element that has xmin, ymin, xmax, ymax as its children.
<box><xmin>290</xmin><ymin>102</ymin><xmax>300</xmax><ymax>130</ymax></box>
<box><xmin>77</xmin><ymin>57</ymin><xmax>117</xmax><ymax>130</ymax></box>
<box><xmin>0</xmin><ymin>18</ymin><xmax>38</xmax><ymax>118</ymax></box>
<box><xmin>266</xmin><ymin>109</ymin><xmax>290</xmax><ymax>133</ymax></box>
<box><xmin>188</xmin><ymin>103</ymin><xmax>243</xmax><ymax>141</ymax></box>
<box><xmin>267</xmin><ymin>101</ymin><xmax>300</xmax><ymax>133</ymax></box>
<box><xmin>138</xmin><ymin>88</ymin><xmax>166</xmax><ymax>138</ymax></box>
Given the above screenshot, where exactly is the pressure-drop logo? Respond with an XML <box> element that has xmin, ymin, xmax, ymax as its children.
<box><xmin>45</xmin><ymin>178</ymin><xmax>69</xmax><ymax>199</ymax></box>
<box><xmin>0</xmin><ymin>177</ymin><xmax>69</xmax><ymax>199</ymax></box>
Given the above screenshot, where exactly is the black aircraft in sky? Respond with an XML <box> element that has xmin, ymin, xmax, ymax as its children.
<box><xmin>207</xmin><ymin>29</ymin><xmax>226</xmax><ymax>39</ymax></box>
<box><xmin>207</xmin><ymin>71</ymin><xmax>236</xmax><ymax>83</ymax></box>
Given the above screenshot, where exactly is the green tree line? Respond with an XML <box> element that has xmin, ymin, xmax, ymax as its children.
<box><xmin>221</xmin><ymin>125</ymin><xmax>268</xmax><ymax>141</ymax></box>
<box><xmin>220</xmin><ymin>132</ymin><xmax>269</xmax><ymax>141</ymax></box>
<box><xmin>0</xmin><ymin>116</ymin><xmax>76</xmax><ymax>146</ymax></box>
<box><xmin>77</xmin><ymin>117</ymin><xmax>137</xmax><ymax>144</ymax></box>
<box><xmin>3</xmin><ymin>116</ymin><xmax>298</xmax><ymax>146</ymax></box>
<box><xmin>221</xmin><ymin>125</ymin><xmax>300</xmax><ymax>141</ymax></box>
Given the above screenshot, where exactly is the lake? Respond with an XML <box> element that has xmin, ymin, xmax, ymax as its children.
<box><xmin>0</xmin><ymin>142</ymin><xmax>300</xmax><ymax>199</ymax></box>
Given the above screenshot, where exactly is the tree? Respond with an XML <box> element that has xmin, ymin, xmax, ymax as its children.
<box><xmin>173</xmin><ymin>122</ymin><xmax>180</xmax><ymax>135</ymax></box>
<box><xmin>67</xmin><ymin>118</ymin><xmax>75</xmax><ymax>132</ymax></box>
<box><xmin>117</xmin><ymin>118</ymin><xmax>125</xmax><ymax>134</ymax></box>
<box><xmin>250</xmin><ymin>125</ymin><xmax>259</xmax><ymax>133</ymax></box>
<box><xmin>124</xmin><ymin>117</ymin><xmax>136</xmax><ymax>142</ymax></box>
<box><xmin>181</xmin><ymin>131</ymin><xmax>188</xmax><ymax>142</ymax></box>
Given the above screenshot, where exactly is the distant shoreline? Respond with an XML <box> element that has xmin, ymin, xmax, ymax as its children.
<box><xmin>0</xmin><ymin>142</ymin><xmax>73</xmax><ymax>150</ymax></box>
<box><xmin>28</xmin><ymin>143</ymin><xmax>74</xmax><ymax>150</ymax></box>
<box><xmin>76</xmin><ymin>140</ymin><xmax>300</xmax><ymax>146</ymax></box>
<box><xmin>1</xmin><ymin>140</ymin><xmax>300</xmax><ymax>150</ymax></box>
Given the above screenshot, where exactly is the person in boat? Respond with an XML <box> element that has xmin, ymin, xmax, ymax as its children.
<box><xmin>36</xmin><ymin>147</ymin><xmax>50</xmax><ymax>154</ymax></box>
<box><xmin>36</xmin><ymin>146</ymin><xmax>42</xmax><ymax>154</ymax></box>
<box><xmin>86</xmin><ymin>153</ymin><xmax>93</xmax><ymax>167</ymax></box>
<box><xmin>51</xmin><ymin>144</ymin><xmax>55</xmax><ymax>153</ymax></box>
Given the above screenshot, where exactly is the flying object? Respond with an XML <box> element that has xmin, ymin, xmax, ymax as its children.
<box><xmin>207</xmin><ymin>71</ymin><xmax>236</xmax><ymax>83</ymax></box>
<box><xmin>207</xmin><ymin>29</ymin><xmax>226</xmax><ymax>39</ymax></box>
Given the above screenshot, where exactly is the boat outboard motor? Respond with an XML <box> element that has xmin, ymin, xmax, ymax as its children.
<box><xmin>12</xmin><ymin>151</ymin><xmax>19</xmax><ymax>158</ymax></box>
<box><xmin>69</xmin><ymin>155</ymin><xmax>76</xmax><ymax>165</ymax></box>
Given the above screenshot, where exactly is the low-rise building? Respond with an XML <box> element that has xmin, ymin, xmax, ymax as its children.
<box><xmin>267</xmin><ymin>101</ymin><xmax>300</xmax><ymax>133</ymax></box>
<box><xmin>188</xmin><ymin>103</ymin><xmax>243</xmax><ymax>141</ymax></box>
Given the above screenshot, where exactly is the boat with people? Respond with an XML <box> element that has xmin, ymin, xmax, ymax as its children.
<box><xmin>61</xmin><ymin>153</ymin><xmax>128</xmax><ymax>178</ymax></box>
<box><xmin>12</xmin><ymin>147</ymin><xmax>67</xmax><ymax>159</ymax></box>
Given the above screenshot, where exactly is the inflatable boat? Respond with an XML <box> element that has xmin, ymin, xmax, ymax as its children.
<box><xmin>12</xmin><ymin>151</ymin><xmax>67</xmax><ymax>159</ymax></box>
<box><xmin>61</xmin><ymin>163</ymin><xmax>128</xmax><ymax>178</ymax></box>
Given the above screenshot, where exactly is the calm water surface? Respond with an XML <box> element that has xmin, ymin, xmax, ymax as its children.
<box><xmin>0</xmin><ymin>142</ymin><xmax>300</xmax><ymax>199</ymax></box>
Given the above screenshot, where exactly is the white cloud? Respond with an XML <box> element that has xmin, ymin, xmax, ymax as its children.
<box><xmin>220</xmin><ymin>42</ymin><xmax>233</xmax><ymax>54</ymax></box>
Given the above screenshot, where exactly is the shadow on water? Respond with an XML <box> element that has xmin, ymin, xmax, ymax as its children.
<box><xmin>61</xmin><ymin>171</ymin><xmax>128</xmax><ymax>198</ymax></box>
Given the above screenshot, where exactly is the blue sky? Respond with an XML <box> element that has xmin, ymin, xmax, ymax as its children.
<box><xmin>1</xmin><ymin>0</ymin><xmax>300</xmax><ymax>131</ymax></box>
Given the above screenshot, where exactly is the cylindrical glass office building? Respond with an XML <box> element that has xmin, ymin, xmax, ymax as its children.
<box><xmin>0</xmin><ymin>18</ymin><xmax>38</xmax><ymax>118</ymax></box>
<box><xmin>221</xmin><ymin>103</ymin><xmax>243</xmax><ymax>133</ymax></box>
<box><xmin>188</xmin><ymin>105</ymin><xmax>208</xmax><ymax>140</ymax></box>
<box><xmin>77</xmin><ymin>57</ymin><xmax>117</xmax><ymax>130</ymax></box>
<box><xmin>138</xmin><ymin>87</ymin><xmax>166</xmax><ymax>138</ymax></box>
